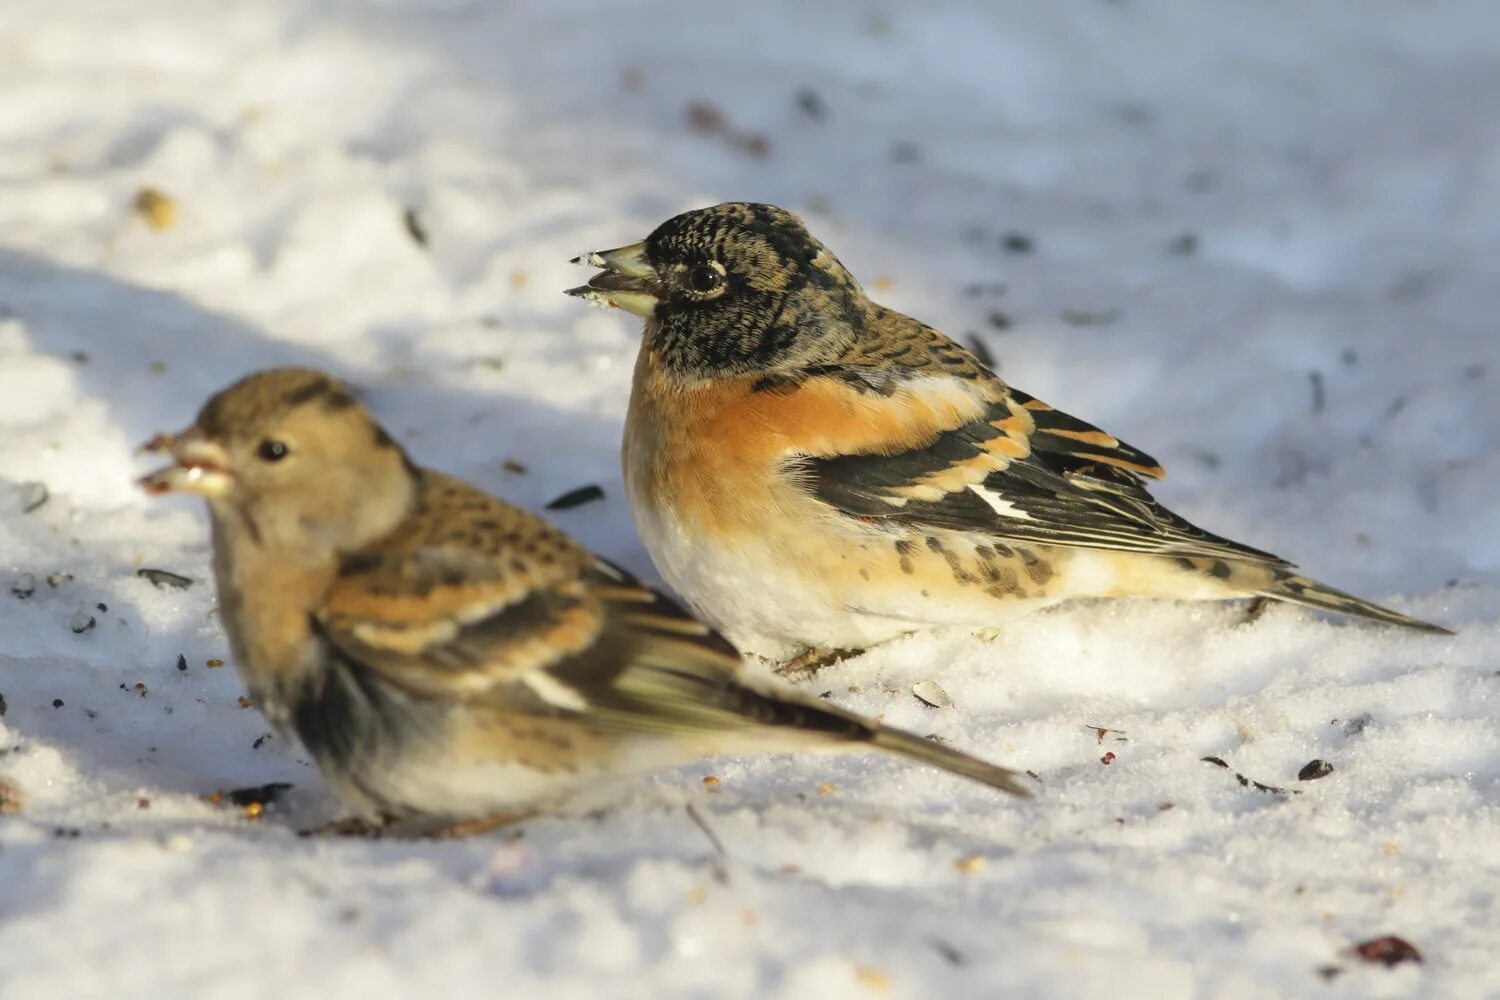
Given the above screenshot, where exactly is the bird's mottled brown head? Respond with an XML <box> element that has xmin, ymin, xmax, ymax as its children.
<box><xmin>568</xmin><ymin>203</ymin><xmax>869</xmax><ymax>378</ymax></box>
<box><xmin>140</xmin><ymin>367</ymin><xmax>420</xmax><ymax>555</ymax></box>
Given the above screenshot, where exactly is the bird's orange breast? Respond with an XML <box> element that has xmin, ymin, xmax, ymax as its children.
<box><xmin>624</xmin><ymin>348</ymin><xmax>990</xmax><ymax>537</ymax></box>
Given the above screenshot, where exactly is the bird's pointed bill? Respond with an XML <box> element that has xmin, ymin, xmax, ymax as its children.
<box><xmin>565</xmin><ymin>241</ymin><xmax>661</xmax><ymax>317</ymax></box>
<box><xmin>139</xmin><ymin>433</ymin><xmax>235</xmax><ymax>497</ymax></box>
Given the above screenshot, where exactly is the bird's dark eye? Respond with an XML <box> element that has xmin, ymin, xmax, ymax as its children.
<box><xmin>257</xmin><ymin>440</ymin><xmax>290</xmax><ymax>462</ymax></box>
<box><xmin>687</xmin><ymin>264</ymin><xmax>724</xmax><ymax>293</ymax></box>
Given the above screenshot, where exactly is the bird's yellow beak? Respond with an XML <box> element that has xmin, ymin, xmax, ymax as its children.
<box><xmin>565</xmin><ymin>242</ymin><xmax>662</xmax><ymax>317</ymax></box>
<box><xmin>138</xmin><ymin>430</ymin><xmax>235</xmax><ymax>498</ymax></box>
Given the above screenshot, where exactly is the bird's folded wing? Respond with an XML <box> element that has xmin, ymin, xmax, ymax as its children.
<box><xmin>313</xmin><ymin>469</ymin><xmax>752</xmax><ymax>724</ymax></box>
<box><xmin>795</xmin><ymin>371</ymin><xmax>1287</xmax><ymax>565</ymax></box>
<box><xmin>313</xmin><ymin>472</ymin><xmax>615</xmax><ymax>700</ymax></box>
<box><xmin>317</xmin><ymin>540</ymin><xmax>608</xmax><ymax>700</ymax></box>
<box><xmin>320</xmin><ymin>541</ymin><xmax>776</xmax><ymax>730</ymax></box>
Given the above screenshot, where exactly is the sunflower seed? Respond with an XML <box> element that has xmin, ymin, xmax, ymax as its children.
<box><xmin>912</xmin><ymin>680</ymin><xmax>953</xmax><ymax>709</ymax></box>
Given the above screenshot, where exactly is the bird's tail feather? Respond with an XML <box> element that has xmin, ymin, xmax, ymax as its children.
<box><xmin>1257</xmin><ymin>569</ymin><xmax>1451</xmax><ymax>635</ymax></box>
<box><xmin>600</xmin><ymin>650</ymin><xmax>1033</xmax><ymax>797</ymax></box>
<box><xmin>707</xmin><ymin>678</ymin><xmax>1032</xmax><ymax>797</ymax></box>
<box><xmin>867</xmin><ymin>725</ymin><xmax>1032</xmax><ymax>797</ymax></box>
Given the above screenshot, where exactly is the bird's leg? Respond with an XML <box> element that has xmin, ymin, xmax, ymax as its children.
<box><xmin>298</xmin><ymin>815</ymin><xmax>391</xmax><ymax>838</ymax></box>
<box><xmin>424</xmin><ymin>811</ymin><xmax>530</xmax><ymax>840</ymax></box>
<box><xmin>1240</xmin><ymin>596</ymin><xmax>1273</xmax><ymax>625</ymax></box>
<box><xmin>775</xmin><ymin>647</ymin><xmax>860</xmax><ymax>676</ymax></box>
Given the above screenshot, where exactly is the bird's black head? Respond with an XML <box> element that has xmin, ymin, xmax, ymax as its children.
<box><xmin>567</xmin><ymin>203</ymin><xmax>869</xmax><ymax>379</ymax></box>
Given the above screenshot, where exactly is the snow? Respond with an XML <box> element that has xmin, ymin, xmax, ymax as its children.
<box><xmin>1</xmin><ymin>0</ymin><xmax>1497</xmax><ymax>996</ymax></box>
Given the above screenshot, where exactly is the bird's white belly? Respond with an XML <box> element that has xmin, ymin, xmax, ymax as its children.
<box><xmin>626</xmin><ymin>494</ymin><xmax>862</xmax><ymax>658</ymax></box>
<box><xmin>341</xmin><ymin>751</ymin><xmax>585</xmax><ymax>820</ymax></box>
<box><xmin>629</xmin><ymin>492</ymin><xmax>1042</xmax><ymax>659</ymax></box>
<box><xmin>351</xmin><ymin>734</ymin><xmax>715</xmax><ymax>822</ymax></box>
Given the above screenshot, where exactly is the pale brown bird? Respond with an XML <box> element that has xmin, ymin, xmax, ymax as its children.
<box><xmin>139</xmin><ymin>367</ymin><xmax>1029</xmax><ymax>835</ymax></box>
<box><xmin>566</xmin><ymin>202</ymin><xmax>1449</xmax><ymax>670</ymax></box>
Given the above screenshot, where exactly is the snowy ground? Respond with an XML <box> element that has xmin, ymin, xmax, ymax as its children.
<box><xmin>1</xmin><ymin>1</ymin><xmax>1498</xmax><ymax>996</ymax></box>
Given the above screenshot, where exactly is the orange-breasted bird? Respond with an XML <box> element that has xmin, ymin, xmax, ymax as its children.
<box><xmin>566</xmin><ymin>203</ymin><xmax>1449</xmax><ymax>670</ymax></box>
